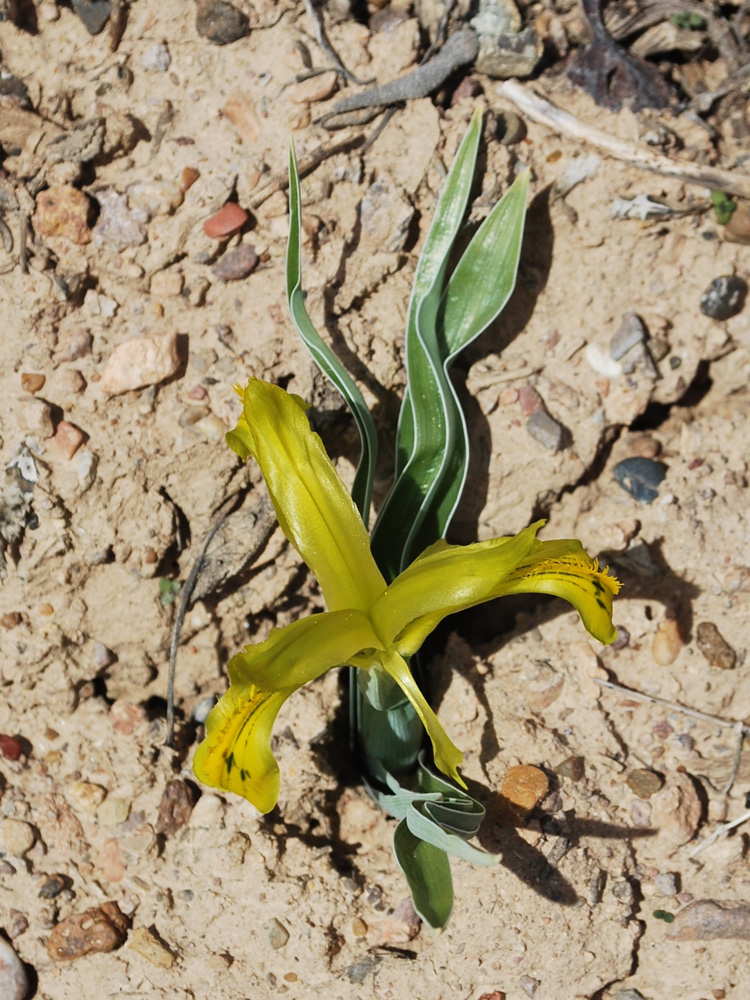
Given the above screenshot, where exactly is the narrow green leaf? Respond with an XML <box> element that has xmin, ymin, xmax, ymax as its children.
<box><xmin>407</xmin><ymin>803</ymin><xmax>500</xmax><ymax>866</ymax></box>
<box><xmin>286</xmin><ymin>142</ymin><xmax>378</xmax><ymax>524</ymax></box>
<box><xmin>371</xmin><ymin>108</ymin><xmax>484</xmax><ymax>578</ymax></box>
<box><xmin>393</xmin><ymin>819</ymin><xmax>454</xmax><ymax>931</ymax></box>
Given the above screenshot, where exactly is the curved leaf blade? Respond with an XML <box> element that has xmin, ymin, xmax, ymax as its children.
<box><xmin>286</xmin><ymin>142</ymin><xmax>378</xmax><ymax>524</ymax></box>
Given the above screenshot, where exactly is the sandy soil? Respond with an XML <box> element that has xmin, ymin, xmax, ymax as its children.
<box><xmin>1</xmin><ymin>2</ymin><xmax>750</xmax><ymax>998</ymax></box>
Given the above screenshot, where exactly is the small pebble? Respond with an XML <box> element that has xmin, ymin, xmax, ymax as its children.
<box><xmin>47</xmin><ymin>901</ymin><xmax>129</xmax><ymax>960</ymax></box>
<box><xmin>0</xmin><ymin>818</ymin><xmax>35</xmax><ymax>856</ymax></box>
<box><xmin>212</xmin><ymin>243</ymin><xmax>258</xmax><ymax>281</ymax></box>
<box><xmin>127</xmin><ymin>180</ymin><xmax>183</xmax><ymax>219</ymax></box>
<box><xmin>96</xmin><ymin>837</ymin><xmax>126</xmax><ymax>883</ymax></box>
<box><xmin>98</xmin><ymin>797</ymin><xmax>131</xmax><ymax>826</ymax></box>
<box><xmin>696</xmin><ymin>621</ymin><xmax>736</xmax><ymax>670</ymax></box>
<box><xmin>519</xmin><ymin>975</ymin><xmax>540</xmax><ymax>998</ymax></box>
<box><xmin>100</xmin><ymin>331</ymin><xmax>181</xmax><ymax>394</ymax></box>
<box><xmin>20</xmin><ymin>398</ymin><xmax>54</xmax><ymax>438</ymax></box>
<box><xmin>55</xmin><ymin>369</ymin><xmax>87</xmax><ymax>395</ymax></box>
<box><xmin>52</xmin><ymin>421</ymin><xmax>85</xmax><ymax>460</ymax></box>
<box><xmin>109</xmin><ymin>700</ymin><xmax>147</xmax><ymax>736</ymax></box>
<box><xmin>155</xmin><ymin>779</ymin><xmax>195</xmax><ymax>836</ymax></box>
<box><xmin>192</xmin><ymin>695</ymin><xmax>216</xmax><ymax>723</ymax></box>
<box><xmin>553</xmin><ymin>756</ymin><xmax>584</xmax><ymax>781</ymax></box>
<box><xmin>352</xmin><ymin>917</ymin><xmax>368</xmax><ymax>937</ymax></box>
<box><xmin>71</xmin><ymin>0</ymin><xmax>110</xmax><ymax>34</ymax></box>
<box><xmin>222</xmin><ymin>94</ymin><xmax>261</xmax><ymax>143</ymax></box>
<box><xmin>21</xmin><ymin>373</ymin><xmax>45</xmax><ymax>393</ymax></box>
<box><xmin>196</xmin><ymin>413</ymin><xmax>227</xmax><ymax>444</ymax></box>
<box><xmin>654</xmin><ymin>872</ymin><xmax>680</xmax><ymax>896</ymax></box>
<box><xmin>699</xmin><ymin>275</ymin><xmax>746</xmax><ymax>320</ymax></box>
<box><xmin>613</xmin><ymin>456</ymin><xmax>666</xmax><ymax>503</ymax></box>
<box><xmin>0</xmin><ymin>734</ymin><xmax>22</xmax><ymax>760</ymax></box>
<box><xmin>150</xmin><ymin>270</ymin><xmax>184</xmax><ymax>298</ymax></box>
<box><xmin>499</xmin><ymin>764</ymin><xmax>549</xmax><ymax>825</ymax></box>
<box><xmin>526</xmin><ymin>410</ymin><xmax>565</xmax><ymax>451</ymax></box>
<box><xmin>1</xmin><ymin>613</ymin><xmax>22</xmax><ymax>630</ymax></box>
<box><xmin>518</xmin><ymin>383</ymin><xmax>543</xmax><ymax>415</ymax></box>
<box><xmin>128</xmin><ymin>926</ymin><xmax>175</xmax><ymax>968</ymax></box>
<box><xmin>32</xmin><ymin>185</ymin><xmax>92</xmax><ymax>244</ymax></box>
<box><xmin>0</xmin><ymin>936</ymin><xmax>29</xmax><ymax>1000</ymax></box>
<box><xmin>610</xmin><ymin>311</ymin><xmax>646</xmax><ymax>360</ymax></box>
<box><xmin>666</xmin><ymin>899</ymin><xmax>750</xmax><ymax>940</ymax></box>
<box><xmin>224</xmin><ymin>831</ymin><xmax>250</xmax><ymax>865</ymax></box>
<box><xmin>626</xmin><ymin>768</ymin><xmax>664</xmax><ymax>799</ymax></box>
<box><xmin>55</xmin><ymin>328</ymin><xmax>92</xmax><ymax>362</ymax></box>
<box><xmin>179</xmin><ymin>405</ymin><xmax>210</xmax><ymax>428</ymax></box>
<box><xmin>7</xmin><ymin>910</ymin><xmax>28</xmax><ymax>938</ymax></box>
<box><xmin>264</xmin><ymin>917</ymin><xmax>290</xmax><ymax>950</ymax></box>
<box><xmin>180</xmin><ymin>167</ymin><xmax>200</xmax><ymax>192</ymax></box>
<box><xmin>39</xmin><ymin>874</ymin><xmax>67</xmax><ymax>899</ymax></box>
<box><xmin>612</xmin><ymin>881</ymin><xmax>635</xmax><ymax>905</ymax></box>
<box><xmin>73</xmin><ymin>449</ymin><xmax>98</xmax><ymax>493</ymax></box>
<box><xmin>651</xmin><ymin>618</ymin><xmax>683</xmax><ymax>665</ymax></box>
<box><xmin>195</xmin><ymin>0</ymin><xmax>249</xmax><ymax>44</ymax></box>
<box><xmin>66</xmin><ymin>780</ymin><xmax>107</xmax><ymax>812</ymax></box>
<box><xmin>286</xmin><ymin>71</ymin><xmax>338</xmax><ymax>104</ymax></box>
<box><xmin>141</xmin><ymin>41</ymin><xmax>171</xmax><ymax>72</ymax></box>
<box><xmin>651</xmin><ymin>773</ymin><xmax>702</xmax><ymax>845</ymax></box>
<box><xmin>203</xmin><ymin>202</ymin><xmax>248</xmax><ymax>238</ymax></box>
<box><xmin>91</xmin><ymin>188</ymin><xmax>147</xmax><ymax>252</ymax></box>
<box><xmin>613</xmin><ymin>991</ymin><xmax>645</xmax><ymax>1000</ymax></box>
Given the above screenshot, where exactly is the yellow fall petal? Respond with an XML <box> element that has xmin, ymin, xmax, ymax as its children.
<box><xmin>498</xmin><ymin>539</ymin><xmax>620</xmax><ymax>645</ymax></box>
<box><xmin>193</xmin><ymin>683</ymin><xmax>290</xmax><ymax>813</ymax></box>
<box><xmin>226</xmin><ymin>379</ymin><xmax>386</xmax><ymax>614</ymax></box>
<box><xmin>193</xmin><ymin>610</ymin><xmax>383</xmax><ymax>812</ymax></box>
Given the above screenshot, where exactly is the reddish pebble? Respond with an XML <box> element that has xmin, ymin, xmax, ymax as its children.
<box><xmin>109</xmin><ymin>700</ymin><xmax>147</xmax><ymax>736</ymax></box>
<box><xmin>518</xmin><ymin>384</ymin><xmax>543</xmax><ymax>416</ymax></box>
<box><xmin>0</xmin><ymin>735</ymin><xmax>22</xmax><ymax>761</ymax></box>
<box><xmin>180</xmin><ymin>167</ymin><xmax>200</xmax><ymax>193</ymax></box>
<box><xmin>212</xmin><ymin>243</ymin><xmax>258</xmax><ymax>281</ymax></box>
<box><xmin>203</xmin><ymin>202</ymin><xmax>248</xmax><ymax>238</ymax></box>
<box><xmin>188</xmin><ymin>384</ymin><xmax>207</xmax><ymax>400</ymax></box>
<box><xmin>52</xmin><ymin>421</ymin><xmax>85</xmax><ymax>460</ymax></box>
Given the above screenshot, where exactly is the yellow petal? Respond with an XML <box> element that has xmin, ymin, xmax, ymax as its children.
<box><xmin>498</xmin><ymin>538</ymin><xmax>620</xmax><ymax>645</ymax></box>
<box><xmin>193</xmin><ymin>683</ymin><xmax>290</xmax><ymax>813</ymax></box>
<box><xmin>226</xmin><ymin>379</ymin><xmax>386</xmax><ymax>614</ymax></box>
<box><xmin>379</xmin><ymin>649</ymin><xmax>465</xmax><ymax>788</ymax></box>
<box><xmin>373</xmin><ymin>522</ymin><xmax>542</xmax><ymax>655</ymax></box>
<box><xmin>193</xmin><ymin>609</ymin><xmax>381</xmax><ymax>812</ymax></box>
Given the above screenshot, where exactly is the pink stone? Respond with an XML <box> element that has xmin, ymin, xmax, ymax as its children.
<box><xmin>52</xmin><ymin>421</ymin><xmax>85</xmax><ymax>460</ymax></box>
<box><xmin>203</xmin><ymin>202</ymin><xmax>248</xmax><ymax>238</ymax></box>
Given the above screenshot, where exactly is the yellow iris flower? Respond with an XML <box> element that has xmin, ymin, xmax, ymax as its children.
<box><xmin>193</xmin><ymin>379</ymin><xmax>620</xmax><ymax>813</ymax></box>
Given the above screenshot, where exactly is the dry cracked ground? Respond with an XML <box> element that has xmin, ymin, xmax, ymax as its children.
<box><xmin>1</xmin><ymin>1</ymin><xmax>750</xmax><ymax>998</ymax></box>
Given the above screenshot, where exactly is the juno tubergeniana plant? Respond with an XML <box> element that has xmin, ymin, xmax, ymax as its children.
<box><xmin>193</xmin><ymin>110</ymin><xmax>619</xmax><ymax>929</ymax></box>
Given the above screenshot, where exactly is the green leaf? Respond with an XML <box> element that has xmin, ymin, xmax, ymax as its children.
<box><xmin>371</xmin><ymin>117</ymin><xmax>529</xmax><ymax>575</ymax></box>
<box><xmin>286</xmin><ymin>142</ymin><xmax>378</xmax><ymax>525</ymax></box>
<box><xmin>393</xmin><ymin>819</ymin><xmax>454</xmax><ymax>931</ymax></box>
<box><xmin>407</xmin><ymin>803</ymin><xmax>500</xmax><ymax>866</ymax></box>
<box><xmin>371</xmin><ymin>107</ymin><xmax>484</xmax><ymax>578</ymax></box>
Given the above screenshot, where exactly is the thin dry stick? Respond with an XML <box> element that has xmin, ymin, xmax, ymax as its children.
<box><xmin>689</xmin><ymin>807</ymin><xmax>750</xmax><ymax>859</ymax></box>
<box><xmin>497</xmin><ymin>79</ymin><xmax>750</xmax><ymax>200</ymax></box>
<box><xmin>595</xmin><ymin>677</ymin><xmax>750</xmax><ymax>732</ymax></box>
<box><xmin>165</xmin><ymin>492</ymin><xmax>244</xmax><ymax>747</ymax></box>
<box><xmin>303</xmin><ymin>0</ymin><xmax>372</xmax><ymax>85</ymax></box>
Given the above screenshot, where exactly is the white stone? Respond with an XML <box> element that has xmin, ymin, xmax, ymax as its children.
<box><xmin>0</xmin><ymin>818</ymin><xmax>35</xmax><ymax>856</ymax></box>
<box><xmin>0</xmin><ymin>936</ymin><xmax>29</xmax><ymax>1000</ymax></box>
<box><xmin>100</xmin><ymin>332</ymin><xmax>181</xmax><ymax>394</ymax></box>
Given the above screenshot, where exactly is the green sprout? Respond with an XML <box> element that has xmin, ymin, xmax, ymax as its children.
<box><xmin>191</xmin><ymin>109</ymin><xmax>619</xmax><ymax>929</ymax></box>
<box><xmin>711</xmin><ymin>189</ymin><xmax>736</xmax><ymax>226</ymax></box>
<box><xmin>159</xmin><ymin>577</ymin><xmax>182</xmax><ymax>607</ymax></box>
<box><xmin>669</xmin><ymin>12</ymin><xmax>705</xmax><ymax>30</ymax></box>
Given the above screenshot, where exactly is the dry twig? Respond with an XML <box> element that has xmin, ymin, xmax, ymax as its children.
<box><xmin>497</xmin><ymin>79</ymin><xmax>750</xmax><ymax>199</ymax></box>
